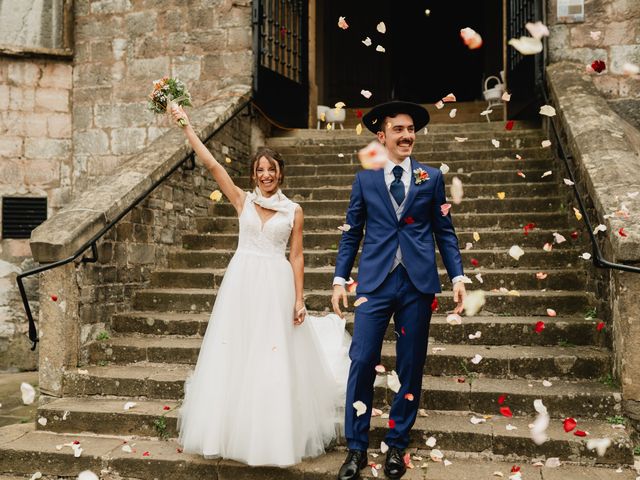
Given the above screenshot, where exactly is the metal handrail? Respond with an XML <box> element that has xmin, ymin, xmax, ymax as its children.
<box><xmin>541</xmin><ymin>86</ymin><xmax>640</xmax><ymax>274</ymax></box>
<box><xmin>17</xmin><ymin>98</ymin><xmax>253</xmax><ymax>350</ymax></box>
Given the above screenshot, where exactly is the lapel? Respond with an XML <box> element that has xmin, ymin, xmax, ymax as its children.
<box><xmin>373</xmin><ymin>169</ymin><xmax>399</xmax><ymax>222</ymax></box>
<box><xmin>401</xmin><ymin>157</ymin><xmax>421</xmax><ymax>214</ymax></box>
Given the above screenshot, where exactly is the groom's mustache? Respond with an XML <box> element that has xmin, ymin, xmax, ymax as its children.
<box><xmin>397</xmin><ymin>139</ymin><xmax>413</xmax><ymax>146</ymax></box>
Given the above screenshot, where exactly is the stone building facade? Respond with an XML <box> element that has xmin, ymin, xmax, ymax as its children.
<box><xmin>0</xmin><ymin>0</ymin><xmax>639</xmax><ymax>371</ymax></box>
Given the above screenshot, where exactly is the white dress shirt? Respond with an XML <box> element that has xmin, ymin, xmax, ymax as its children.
<box><xmin>333</xmin><ymin>157</ymin><xmax>464</xmax><ymax>287</ymax></box>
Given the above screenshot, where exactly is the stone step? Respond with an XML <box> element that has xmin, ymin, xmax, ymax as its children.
<box><xmin>280</xmin><ymin>156</ymin><xmax>554</xmax><ymax>171</ymax></box>
<box><xmin>274</xmin><ymin>146</ymin><xmax>553</xmax><ymax>162</ymax></box>
<box><xmin>182</xmin><ymin>229</ymin><xmax>584</xmax><ymax>251</ymax></box>
<box><xmin>267</xmin><ymin>130</ymin><xmax>544</xmax><ymax>148</ymax></box>
<box><xmin>276</xmin><ymin>139</ymin><xmax>549</xmax><ymax>157</ymax></box>
<box><xmin>167</xmin><ymin>248</ymin><xmax>584</xmax><ymax>271</ymax></box>
<box><xmin>85</xmin><ymin>335</ymin><xmax>608</xmax><ymax>380</ymax></box>
<box><xmin>236</xmin><ymin>169</ymin><xmax>557</xmax><ymax>188</ymax></box>
<box><xmin>57</xmin><ymin>365</ymin><xmax>619</xmax><ymax>420</ymax></box>
<box><xmin>270</xmin><ymin>121</ymin><xmax>541</xmax><ymax>138</ymax></box>
<box><xmin>132</xmin><ymin>287</ymin><xmax>591</xmax><ymax>316</ymax></box>
<box><xmin>209</xmin><ymin>196</ymin><xmax>564</xmax><ymax>216</ymax></box>
<box><xmin>281</xmin><ymin>183</ymin><xmax>561</xmax><ymax>200</ymax></box>
<box><xmin>111</xmin><ymin>311</ymin><xmax>605</xmax><ymax>347</ymax></box>
<box><xmin>151</xmin><ymin>266</ymin><xmax>587</xmax><ymax>291</ymax></box>
<box><xmin>0</xmin><ymin>424</ymin><xmax>634</xmax><ymax>479</ymax></box>
<box><xmin>39</xmin><ymin>372</ymin><xmax>622</xmax><ymax>439</ymax></box>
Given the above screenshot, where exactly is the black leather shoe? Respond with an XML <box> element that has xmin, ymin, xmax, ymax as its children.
<box><xmin>384</xmin><ymin>447</ymin><xmax>406</xmax><ymax>479</ymax></box>
<box><xmin>337</xmin><ymin>449</ymin><xmax>368</xmax><ymax>480</ymax></box>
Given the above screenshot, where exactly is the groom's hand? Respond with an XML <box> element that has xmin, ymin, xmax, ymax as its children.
<box><xmin>453</xmin><ymin>281</ymin><xmax>466</xmax><ymax>314</ymax></box>
<box><xmin>331</xmin><ymin>284</ymin><xmax>348</xmax><ymax>318</ymax></box>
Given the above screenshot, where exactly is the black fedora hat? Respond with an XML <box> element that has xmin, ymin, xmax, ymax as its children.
<box><xmin>362</xmin><ymin>100</ymin><xmax>430</xmax><ymax>134</ymax></box>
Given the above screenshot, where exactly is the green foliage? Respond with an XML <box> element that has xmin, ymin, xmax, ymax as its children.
<box><xmin>153</xmin><ymin>416</ymin><xmax>169</xmax><ymax>440</ymax></box>
<box><xmin>634</xmin><ymin>445</ymin><xmax>640</xmax><ymax>455</ymax></box>
<box><xmin>599</xmin><ymin>373</ymin><xmax>619</xmax><ymax>389</ymax></box>
<box><xmin>96</xmin><ymin>331</ymin><xmax>110</xmax><ymax>341</ymax></box>
<box><xmin>459</xmin><ymin>359</ymin><xmax>478</xmax><ymax>386</ymax></box>
<box><xmin>606</xmin><ymin>415</ymin><xmax>625</xmax><ymax>425</ymax></box>
<box><xmin>584</xmin><ymin>307</ymin><xmax>597</xmax><ymax>320</ymax></box>
<box><xmin>557</xmin><ymin>339</ymin><xmax>575</xmax><ymax>348</ymax></box>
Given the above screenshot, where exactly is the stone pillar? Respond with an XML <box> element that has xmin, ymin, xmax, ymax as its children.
<box><xmin>614</xmin><ymin>270</ymin><xmax>640</xmax><ymax>429</ymax></box>
<box><xmin>38</xmin><ymin>263</ymin><xmax>79</xmax><ymax>396</ymax></box>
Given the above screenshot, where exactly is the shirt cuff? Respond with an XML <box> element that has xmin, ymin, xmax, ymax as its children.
<box><xmin>452</xmin><ymin>275</ymin><xmax>466</xmax><ymax>284</ymax></box>
<box><xmin>333</xmin><ymin>276</ymin><xmax>346</xmax><ymax>287</ymax></box>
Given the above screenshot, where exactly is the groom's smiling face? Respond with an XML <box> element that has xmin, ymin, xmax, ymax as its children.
<box><xmin>377</xmin><ymin>113</ymin><xmax>416</xmax><ymax>163</ymax></box>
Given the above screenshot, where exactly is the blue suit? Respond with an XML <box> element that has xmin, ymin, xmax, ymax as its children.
<box><xmin>335</xmin><ymin>157</ymin><xmax>464</xmax><ymax>450</ymax></box>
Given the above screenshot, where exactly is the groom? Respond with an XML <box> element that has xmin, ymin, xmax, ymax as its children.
<box><xmin>332</xmin><ymin>101</ymin><xmax>466</xmax><ymax>480</ymax></box>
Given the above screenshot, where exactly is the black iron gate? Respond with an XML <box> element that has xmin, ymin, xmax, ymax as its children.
<box><xmin>506</xmin><ymin>0</ymin><xmax>545</xmax><ymax>118</ymax></box>
<box><xmin>252</xmin><ymin>0</ymin><xmax>309</xmax><ymax>128</ymax></box>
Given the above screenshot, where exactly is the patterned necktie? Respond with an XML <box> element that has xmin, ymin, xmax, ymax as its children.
<box><xmin>390</xmin><ymin>165</ymin><xmax>405</xmax><ymax>206</ymax></box>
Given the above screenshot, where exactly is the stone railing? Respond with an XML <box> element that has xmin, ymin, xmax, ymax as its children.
<box><xmin>29</xmin><ymin>85</ymin><xmax>254</xmax><ymax>396</ymax></box>
<box><xmin>547</xmin><ymin>62</ymin><xmax>640</xmax><ymax>428</ymax></box>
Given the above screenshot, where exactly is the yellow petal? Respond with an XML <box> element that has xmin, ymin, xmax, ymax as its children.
<box><xmin>573</xmin><ymin>207</ymin><xmax>583</xmax><ymax>221</ymax></box>
<box><xmin>356</xmin><ymin>123</ymin><xmax>363</xmax><ymax>135</ymax></box>
<box><xmin>225</xmin><ymin>157</ymin><xmax>232</xmax><ymax>164</ymax></box>
<box><xmin>209</xmin><ymin>190</ymin><xmax>223</xmax><ymax>202</ymax></box>
<box><xmin>473</xmin><ymin>232</ymin><xmax>480</xmax><ymax>242</ymax></box>
<box><xmin>497</xmin><ymin>192</ymin><xmax>506</xmax><ymax>200</ymax></box>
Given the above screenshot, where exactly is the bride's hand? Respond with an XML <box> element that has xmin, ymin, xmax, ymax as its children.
<box><xmin>293</xmin><ymin>301</ymin><xmax>306</xmax><ymax>326</ymax></box>
<box><xmin>170</xmin><ymin>103</ymin><xmax>190</xmax><ymax>126</ymax></box>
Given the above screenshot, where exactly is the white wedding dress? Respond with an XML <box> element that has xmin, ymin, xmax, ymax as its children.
<box><xmin>178</xmin><ymin>193</ymin><xmax>351</xmax><ymax>467</ymax></box>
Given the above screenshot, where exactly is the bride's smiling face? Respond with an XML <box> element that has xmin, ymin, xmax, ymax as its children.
<box><xmin>253</xmin><ymin>156</ymin><xmax>281</xmax><ymax>195</ymax></box>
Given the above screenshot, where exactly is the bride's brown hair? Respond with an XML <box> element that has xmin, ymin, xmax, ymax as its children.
<box><xmin>250</xmin><ymin>147</ymin><xmax>285</xmax><ymax>188</ymax></box>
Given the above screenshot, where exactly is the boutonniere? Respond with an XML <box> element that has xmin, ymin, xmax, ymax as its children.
<box><xmin>413</xmin><ymin>168</ymin><xmax>429</xmax><ymax>185</ymax></box>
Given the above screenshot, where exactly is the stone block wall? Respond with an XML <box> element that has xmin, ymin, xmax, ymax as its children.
<box><xmin>72</xmin><ymin>0</ymin><xmax>253</xmax><ymax>193</ymax></box>
<box><xmin>547</xmin><ymin>0</ymin><xmax>640</xmax><ymax>127</ymax></box>
<box><xmin>0</xmin><ymin>57</ymin><xmax>73</xmax><ymax>371</ymax></box>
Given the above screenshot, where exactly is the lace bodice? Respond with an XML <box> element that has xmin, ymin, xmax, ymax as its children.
<box><xmin>236</xmin><ymin>194</ymin><xmax>298</xmax><ymax>257</ymax></box>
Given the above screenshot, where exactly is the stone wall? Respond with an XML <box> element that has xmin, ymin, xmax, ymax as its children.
<box><xmin>547</xmin><ymin>0</ymin><xmax>640</xmax><ymax>127</ymax></box>
<box><xmin>0</xmin><ymin>56</ymin><xmax>72</xmax><ymax>371</ymax></box>
<box><xmin>72</xmin><ymin>0</ymin><xmax>253</xmax><ymax>193</ymax></box>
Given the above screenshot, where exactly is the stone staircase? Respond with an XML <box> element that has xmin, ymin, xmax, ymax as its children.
<box><xmin>1</xmin><ymin>121</ymin><xmax>637</xmax><ymax>479</ymax></box>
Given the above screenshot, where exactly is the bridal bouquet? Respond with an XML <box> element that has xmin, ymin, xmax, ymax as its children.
<box><xmin>148</xmin><ymin>77</ymin><xmax>192</xmax><ymax>127</ymax></box>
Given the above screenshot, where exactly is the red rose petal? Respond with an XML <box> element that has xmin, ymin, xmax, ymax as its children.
<box><xmin>619</xmin><ymin>228</ymin><xmax>627</xmax><ymax>237</ymax></box>
<box><xmin>51</xmin><ymin>295</ymin><xmax>58</xmax><ymax>302</ymax></box>
<box><xmin>431</xmin><ymin>297</ymin><xmax>438</xmax><ymax>312</ymax></box>
<box><xmin>596</xmin><ymin>322</ymin><xmax>605</xmax><ymax>332</ymax></box>
<box><xmin>457</xmin><ymin>377</ymin><xmax>466</xmax><ymax>383</ymax></box>
<box><xmin>534</xmin><ymin>321</ymin><xmax>545</xmax><ymax>334</ymax></box>
<box><xmin>471</xmin><ymin>258</ymin><xmax>479</xmax><ymax>267</ymax></box>
<box><xmin>591</xmin><ymin>60</ymin><xmax>606</xmax><ymax>73</ymax></box>
<box><xmin>498</xmin><ymin>394</ymin><xmax>507</xmax><ymax>405</ymax></box>
<box><xmin>570</xmin><ymin>231</ymin><xmax>579</xmax><ymax>239</ymax></box>
<box><xmin>72</xmin><ymin>441</ymin><xmax>80</xmax><ymax>445</ymax></box>
<box><xmin>574</xmin><ymin>430</ymin><xmax>587</xmax><ymax>437</ymax></box>
<box><xmin>563</xmin><ymin>417</ymin><xmax>577</xmax><ymax>433</ymax></box>
<box><xmin>401</xmin><ymin>327</ymin><xmax>406</xmax><ymax>336</ymax></box>
<box><xmin>511</xmin><ymin>465</ymin><xmax>521</xmax><ymax>473</ymax></box>
<box><xmin>404</xmin><ymin>216</ymin><xmax>415</xmax><ymax>224</ymax></box>
<box><xmin>177</xmin><ymin>448</ymin><xmax>183</xmax><ymax>453</ymax></box>
<box><xmin>404</xmin><ymin>393</ymin><xmax>414</xmax><ymax>401</ymax></box>
<box><xmin>500</xmin><ymin>406</ymin><xmax>513</xmax><ymax>418</ymax></box>
<box><xmin>388</xmin><ymin>419</ymin><xmax>396</xmax><ymax>429</ymax></box>
<box><xmin>403</xmin><ymin>453</ymin><xmax>411</xmax><ymax>466</ymax></box>
<box><xmin>142</xmin><ymin>451</ymin><xmax>150</xmax><ymax>456</ymax></box>
<box><xmin>505</xmin><ymin>120</ymin><xmax>514</xmax><ymax>131</ymax></box>
<box><xmin>163</xmin><ymin>406</ymin><xmax>171</xmax><ymax>411</ymax></box>
<box><xmin>356</xmin><ymin>109</ymin><xmax>363</xmax><ymax>118</ymax></box>
<box><xmin>523</xmin><ymin>223</ymin><xmax>536</xmax><ymax>235</ymax></box>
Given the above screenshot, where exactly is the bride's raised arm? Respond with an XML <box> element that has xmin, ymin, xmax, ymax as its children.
<box><xmin>171</xmin><ymin>105</ymin><xmax>246</xmax><ymax>213</ymax></box>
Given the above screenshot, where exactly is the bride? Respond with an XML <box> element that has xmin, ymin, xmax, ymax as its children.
<box><xmin>171</xmin><ymin>105</ymin><xmax>351</xmax><ymax>467</ymax></box>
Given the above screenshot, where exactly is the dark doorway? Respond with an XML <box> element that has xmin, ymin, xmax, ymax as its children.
<box><xmin>317</xmin><ymin>1</ymin><xmax>503</xmax><ymax>107</ymax></box>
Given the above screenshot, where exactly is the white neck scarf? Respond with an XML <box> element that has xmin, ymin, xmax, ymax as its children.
<box><xmin>247</xmin><ymin>187</ymin><xmax>293</xmax><ymax>214</ymax></box>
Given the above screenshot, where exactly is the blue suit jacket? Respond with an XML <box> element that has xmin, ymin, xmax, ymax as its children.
<box><xmin>334</xmin><ymin>158</ymin><xmax>464</xmax><ymax>294</ymax></box>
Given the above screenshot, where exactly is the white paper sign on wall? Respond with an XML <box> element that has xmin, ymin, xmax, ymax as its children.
<box><xmin>557</xmin><ymin>0</ymin><xmax>584</xmax><ymax>23</ymax></box>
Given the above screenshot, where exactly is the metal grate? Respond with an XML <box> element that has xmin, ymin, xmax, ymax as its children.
<box><xmin>2</xmin><ymin>197</ymin><xmax>48</xmax><ymax>239</ymax></box>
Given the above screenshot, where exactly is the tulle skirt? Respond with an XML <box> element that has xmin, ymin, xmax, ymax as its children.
<box><xmin>178</xmin><ymin>250</ymin><xmax>350</xmax><ymax>466</ymax></box>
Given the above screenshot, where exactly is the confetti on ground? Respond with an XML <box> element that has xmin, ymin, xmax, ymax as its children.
<box><xmin>539</xmin><ymin>105</ymin><xmax>556</xmax><ymax>117</ymax></box>
<box><xmin>426</xmin><ymin>436</ymin><xmax>437</xmax><ymax>447</ymax></box>
<box><xmin>541</xmin><ymin>140</ymin><xmax>551</xmax><ymax>148</ymax></box>
<box><xmin>509</xmin><ymin>245</ymin><xmax>525</xmax><ymax>260</ymax></box>
<box><xmin>446</xmin><ymin>313</ymin><xmax>462</xmax><ymax>325</ymax></box>
<box><xmin>471</xmin><ymin>354</ymin><xmax>483</xmax><ymax>364</ymax></box>
<box><xmin>21</xmin><ymin>382</ymin><xmax>36</xmax><ymax>405</ymax></box>
<box><xmin>587</xmin><ymin>437</ymin><xmax>612</xmax><ymax>456</ymax></box>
